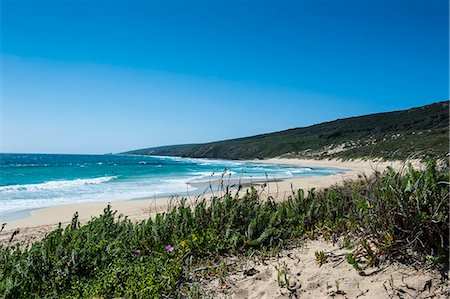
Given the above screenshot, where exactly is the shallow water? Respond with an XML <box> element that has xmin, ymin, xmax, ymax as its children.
<box><xmin>0</xmin><ymin>153</ymin><xmax>341</xmax><ymax>220</ymax></box>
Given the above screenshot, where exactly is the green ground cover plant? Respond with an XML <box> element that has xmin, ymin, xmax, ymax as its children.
<box><xmin>1</xmin><ymin>161</ymin><xmax>448</xmax><ymax>298</ymax></box>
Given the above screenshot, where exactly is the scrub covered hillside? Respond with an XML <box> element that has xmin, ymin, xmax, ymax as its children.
<box><xmin>127</xmin><ymin>101</ymin><xmax>449</xmax><ymax>160</ymax></box>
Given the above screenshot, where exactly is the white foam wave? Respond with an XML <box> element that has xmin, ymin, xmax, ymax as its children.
<box><xmin>287</xmin><ymin>167</ymin><xmax>313</xmax><ymax>173</ymax></box>
<box><xmin>150</xmin><ymin>155</ymin><xmax>245</xmax><ymax>167</ymax></box>
<box><xmin>192</xmin><ymin>170</ymin><xmax>237</xmax><ymax>176</ymax></box>
<box><xmin>0</xmin><ymin>176</ymin><xmax>117</xmax><ymax>193</ymax></box>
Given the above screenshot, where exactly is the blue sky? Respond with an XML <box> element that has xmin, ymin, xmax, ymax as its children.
<box><xmin>1</xmin><ymin>0</ymin><xmax>448</xmax><ymax>154</ymax></box>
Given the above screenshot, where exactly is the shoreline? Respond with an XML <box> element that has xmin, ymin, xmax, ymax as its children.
<box><xmin>247</xmin><ymin>158</ymin><xmax>419</xmax><ymax>199</ymax></box>
<box><xmin>0</xmin><ymin>158</ymin><xmax>420</xmax><ymax>244</ymax></box>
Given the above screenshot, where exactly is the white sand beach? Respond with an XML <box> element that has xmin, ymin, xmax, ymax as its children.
<box><xmin>201</xmin><ymin>238</ymin><xmax>447</xmax><ymax>298</ymax></box>
<box><xmin>1</xmin><ymin>158</ymin><xmax>420</xmax><ymax>243</ymax></box>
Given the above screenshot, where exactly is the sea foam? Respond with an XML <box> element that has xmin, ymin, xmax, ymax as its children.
<box><xmin>0</xmin><ymin>176</ymin><xmax>117</xmax><ymax>193</ymax></box>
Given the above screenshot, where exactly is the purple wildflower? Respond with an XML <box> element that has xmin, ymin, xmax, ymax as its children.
<box><xmin>165</xmin><ymin>245</ymin><xmax>174</xmax><ymax>252</ymax></box>
<box><xmin>133</xmin><ymin>249</ymin><xmax>141</xmax><ymax>255</ymax></box>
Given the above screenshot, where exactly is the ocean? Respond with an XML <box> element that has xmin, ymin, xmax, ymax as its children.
<box><xmin>0</xmin><ymin>153</ymin><xmax>341</xmax><ymax>221</ymax></box>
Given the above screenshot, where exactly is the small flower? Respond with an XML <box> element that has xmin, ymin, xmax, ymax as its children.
<box><xmin>133</xmin><ymin>249</ymin><xmax>141</xmax><ymax>255</ymax></box>
<box><xmin>165</xmin><ymin>245</ymin><xmax>174</xmax><ymax>252</ymax></box>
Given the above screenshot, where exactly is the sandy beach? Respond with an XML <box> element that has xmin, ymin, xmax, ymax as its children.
<box><xmin>2</xmin><ymin>158</ymin><xmax>446</xmax><ymax>298</ymax></box>
<box><xmin>200</xmin><ymin>238</ymin><xmax>448</xmax><ymax>298</ymax></box>
<box><xmin>248</xmin><ymin>158</ymin><xmax>419</xmax><ymax>199</ymax></box>
<box><xmin>0</xmin><ymin>158</ymin><xmax>419</xmax><ymax>244</ymax></box>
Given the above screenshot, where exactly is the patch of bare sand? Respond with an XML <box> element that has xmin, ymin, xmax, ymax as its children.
<box><xmin>201</xmin><ymin>239</ymin><xmax>448</xmax><ymax>299</ymax></box>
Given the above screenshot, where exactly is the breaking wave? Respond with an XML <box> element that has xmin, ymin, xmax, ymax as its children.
<box><xmin>0</xmin><ymin>176</ymin><xmax>117</xmax><ymax>193</ymax></box>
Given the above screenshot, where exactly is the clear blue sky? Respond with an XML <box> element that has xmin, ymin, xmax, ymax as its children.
<box><xmin>1</xmin><ymin>0</ymin><xmax>448</xmax><ymax>154</ymax></box>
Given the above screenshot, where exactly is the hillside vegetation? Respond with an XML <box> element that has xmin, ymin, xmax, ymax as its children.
<box><xmin>126</xmin><ymin>101</ymin><xmax>449</xmax><ymax>160</ymax></box>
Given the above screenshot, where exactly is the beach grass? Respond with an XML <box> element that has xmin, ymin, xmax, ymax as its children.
<box><xmin>0</xmin><ymin>160</ymin><xmax>448</xmax><ymax>298</ymax></box>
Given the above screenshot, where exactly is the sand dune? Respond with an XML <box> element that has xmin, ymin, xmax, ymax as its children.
<box><xmin>200</xmin><ymin>238</ymin><xmax>447</xmax><ymax>298</ymax></box>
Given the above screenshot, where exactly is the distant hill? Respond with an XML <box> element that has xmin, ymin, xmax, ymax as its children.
<box><xmin>125</xmin><ymin>101</ymin><xmax>449</xmax><ymax>160</ymax></box>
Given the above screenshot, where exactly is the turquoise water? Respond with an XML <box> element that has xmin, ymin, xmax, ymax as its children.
<box><xmin>0</xmin><ymin>154</ymin><xmax>342</xmax><ymax>220</ymax></box>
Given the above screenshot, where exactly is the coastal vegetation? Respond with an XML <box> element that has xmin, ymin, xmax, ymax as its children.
<box><xmin>1</xmin><ymin>161</ymin><xmax>448</xmax><ymax>298</ymax></box>
<box><xmin>126</xmin><ymin>101</ymin><xmax>449</xmax><ymax>160</ymax></box>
